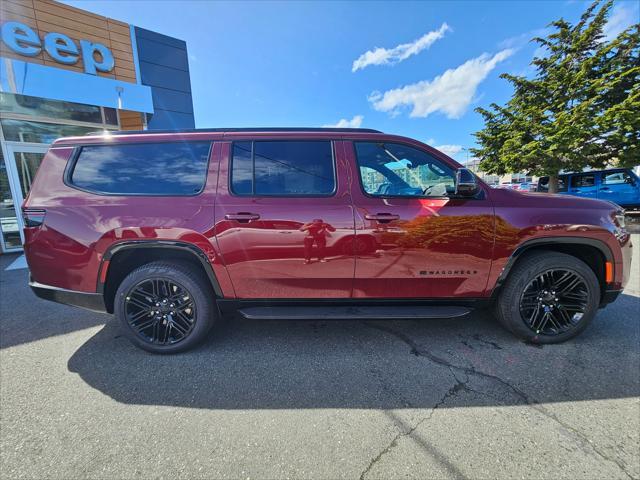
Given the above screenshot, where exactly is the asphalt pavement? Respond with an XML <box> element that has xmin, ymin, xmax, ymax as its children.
<box><xmin>1</xmin><ymin>236</ymin><xmax>638</xmax><ymax>479</ymax></box>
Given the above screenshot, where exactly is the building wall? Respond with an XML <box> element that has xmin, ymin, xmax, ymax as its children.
<box><xmin>1</xmin><ymin>0</ymin><xmax>195</xmax><ymax>131</ymax></box>
<box><xmin>1</xmin><ymin>0</ymin><xmax>146</xmax><ymax>129</ymax></box>
<box><xmin>134</xmin><ymin>27</ymin><xmax>195</xmax><ymax>130</ymax></box>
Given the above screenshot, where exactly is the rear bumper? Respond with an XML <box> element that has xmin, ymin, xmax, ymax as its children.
<box><xmin>29</xmin><ymin>278</ymin><xmax>107</xmax><ymax>314</ymax></box>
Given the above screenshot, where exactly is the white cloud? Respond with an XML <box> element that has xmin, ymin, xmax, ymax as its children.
<box><xmin>498</xmin><ymin>27</ymin><xmax>550</xmax><ymax>50</ymax></box>
<box><xmin>368</xmin><ymin>49</ymin><xmax>514</xmax><ymax>119</ymax></box>
<box><xmin>603</xmin><ymin>2</ymin><xmax>639</xmax><ymax>41</ymax></box>
<box><xmin>434</xmin><ymin>144</ymin><xmax>463</xmax><ymax>157</ymax></box>
<box><xmin>352</xmin><ymin>23</ymin><xmax>451</xmax><ymax>72</ymax></box>
<box><xmin>423</xmin><ymin>138</ymin><xmax>463</xmax><ymax>157</ymax></box>
<box><xmin>322</xmin><ymin>115</ymin><xmax>364</xmax><ymax>128</ymax></box>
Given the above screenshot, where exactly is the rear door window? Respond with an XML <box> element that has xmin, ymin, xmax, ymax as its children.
<box><xmin>230</xmin><ymin>140</ymin><xmax>335</xmax><ymax>196</ymax></box>
<box><xmin>71</xmin><ymin>141</ymin><xmax>212</xmax><ymax>195</ymax></box>
<box><xmin>570</xmin><ymin>174</ymin><xmax>596</xmax><ymax>188</ymax></box>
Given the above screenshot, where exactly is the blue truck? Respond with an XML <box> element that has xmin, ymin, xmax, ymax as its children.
<box><xmin>538</xmin><ymin>168</ymin><xmax>640</xmax><ymax>213</ymax></box>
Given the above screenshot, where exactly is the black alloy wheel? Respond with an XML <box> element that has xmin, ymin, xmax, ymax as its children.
<box><xmin>125</xmin><ymin>278</ymin><xmax>196</xmax><ymax>345</ymax></box>
<box><xmin>495</xmin><ymin>251</ymin><xmax>600</xmax><ymax>344</ymax></box>
<box><xmin>115</xmin><ymin>261</ymin><xmax>216</xmax><ymax>353</ymax></box>
<box><xmin>519</xmin><ymin>269</ymin><xmax>589</xmax><ymax>335</ymax></box>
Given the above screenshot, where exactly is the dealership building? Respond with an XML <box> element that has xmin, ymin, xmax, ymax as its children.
<box><xmin>0</xmin><ymin>0</ymin><xmax>195</xmax><ymax>252</ymax></box>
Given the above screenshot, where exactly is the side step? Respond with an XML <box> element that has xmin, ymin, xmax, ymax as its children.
<box><xmin>237</xmin><ymin>305</ymin><xmax>471</xmax><ymax>320</ymax></box>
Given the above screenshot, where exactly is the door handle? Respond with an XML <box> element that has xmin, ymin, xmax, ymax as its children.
<box><xmin>600</xmin><ymin>187</ymin><xmax>611</xmax><ymax>192</ymax></box>
<box><xmin>365</xmin><ymin>213</ymin><xmax>400</xmax><ymax>223</ymax></box>
<box><xmin>225</xmin><ymin>212</ymin><xmax>261</xmax><ymax>222</ymax></box>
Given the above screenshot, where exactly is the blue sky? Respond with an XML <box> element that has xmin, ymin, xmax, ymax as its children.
<box><xmin>63</xmin><ymin>0</ymin><xmax>638</xmax><ymax>162</ymax></box>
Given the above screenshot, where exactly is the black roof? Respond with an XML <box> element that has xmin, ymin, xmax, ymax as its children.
<box><xmin>88</xmin><ymin>127</ymin><xmax>383</xmax><ymax>136</ymax></box>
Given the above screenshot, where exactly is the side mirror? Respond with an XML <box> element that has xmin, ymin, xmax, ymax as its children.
<box><xmin>455</xmin><ymin>168</ymin><xmax>479</xmax><ymax>196</ymax></box>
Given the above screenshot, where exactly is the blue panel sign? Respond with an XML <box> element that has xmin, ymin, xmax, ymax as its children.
<box><xmin>1</xmin><ymin>21</ymin><xmax>115</xmax><ymax>75</ymax></box>
<box><xmin>0</xmin><ymin>57</ymin><xmax>153</xmax><ymax>113</ymax></box>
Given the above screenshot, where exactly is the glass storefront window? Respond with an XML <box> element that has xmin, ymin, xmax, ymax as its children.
<box><xmin>0</xmin><ymin>92</ymin><xmax>104</xmax><ymax>124</ymax></box>
<box><xmin>1</xmin><ymin>119</ymin><xmax>98</xmax><ymax>144</ymax></box>
<box><xmin>103</xmin><ymin>107</ymin><xmax>118</xmax><ymax>125</ymax></box>
<box><xmin>14</xmin><ymin>151</ymin><xmax>45</xmax><ymax>198</ymax></box>
<box><xmin>0</xmin><ymin>149</ymin><xmax>22</xmax><ymax>250</ymax></box>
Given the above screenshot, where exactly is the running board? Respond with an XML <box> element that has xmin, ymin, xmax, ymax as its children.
<box><xmin>237</xmin><ymin>305</ymin><xmax>471</xmax><ymax>320</ymax></box>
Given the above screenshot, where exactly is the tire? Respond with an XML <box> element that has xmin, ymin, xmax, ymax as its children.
<box><xmin>114</xmin><ymin>261</ymin><xmax>217</xmax><ymax>353</ymax></box>
<box><xmin>495</xmin><ymin>251</ymin><xmax>600</xmax><ymax>344</ymax></box>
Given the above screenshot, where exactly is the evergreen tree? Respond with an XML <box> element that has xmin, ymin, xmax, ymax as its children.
<box><xmin>471</xmin><ymin>0</ymin><xmax>639</xmax><ymax>192</ymax></box>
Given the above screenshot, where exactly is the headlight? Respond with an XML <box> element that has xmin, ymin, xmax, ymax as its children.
<box><xmin>615</xmin><ymin>212</ymin><xmax>626</xmax><ymax>230</ymax></box>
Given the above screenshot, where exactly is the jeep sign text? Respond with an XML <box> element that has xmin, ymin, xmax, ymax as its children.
<box><xmin>1</xmin><ymin>21</ymin><xmax>115</xmax><ymax>75</ymax></box>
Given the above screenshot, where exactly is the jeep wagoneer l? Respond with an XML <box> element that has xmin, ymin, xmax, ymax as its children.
<box><xmin>22</xmin><ymin>128</ymin><xmax>632</xmax><ymax>353</ymax></box>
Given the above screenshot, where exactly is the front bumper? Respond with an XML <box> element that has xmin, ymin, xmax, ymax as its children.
<box><xmin>599</xmin><ymin>288</ymin><xmax>623</xmax><ymax>308</ymax></box>
<box><xmin>30</xmin><ymin>278</ymin><xmax>107</xmax><ymax>313</ymax></box>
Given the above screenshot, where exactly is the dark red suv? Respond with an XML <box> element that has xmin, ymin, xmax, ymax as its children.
<box><xmin>23</xmin><ymin>128</ymin><xmax>632</xmax><ymax>353</ymax></box>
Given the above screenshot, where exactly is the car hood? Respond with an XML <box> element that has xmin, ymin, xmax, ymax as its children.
<box><xmin>490</xmin><ymin>188</ymin><xmax>621</xmax><ymax>211</ymax></box>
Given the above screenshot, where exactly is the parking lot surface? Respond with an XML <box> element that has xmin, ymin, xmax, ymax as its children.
<box><xmin>1</xmin><ymin>236</ymin><xmax>638</xmax><ymax>479</ymax></box>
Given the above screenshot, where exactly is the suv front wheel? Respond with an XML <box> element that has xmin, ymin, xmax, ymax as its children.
<box><xmin>495</xmin><ymin>251</ymin><xmax>600</xmax><ymax>344</ymax></box>
<box><xmin>114</xmin><ymin>261</ymin><xmax>216</xmax><ymax>353</ymax></box>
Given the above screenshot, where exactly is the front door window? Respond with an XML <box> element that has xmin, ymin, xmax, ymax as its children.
<box><xmin>356</xmin><ymin>142</ymin><xmax>456</xmax><ymax>198</ymax></box>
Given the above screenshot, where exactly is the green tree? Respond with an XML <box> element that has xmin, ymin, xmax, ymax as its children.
<box><xmin>471</xmin><ymin>0</ymin><xmax>639</xmax><ymax>192</ymax></box>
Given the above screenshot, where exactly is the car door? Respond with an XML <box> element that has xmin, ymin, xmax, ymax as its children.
<box><xmin>214</xmin><ymin>137</ymin><xmax>355</xmax><ymax>298</ymax></box>
<box><xmin>569</xmin><ymin>173</ymin><xmax>598</xmax><ymax>199</ymax></box>
<box><xmin>344</xmin><ymin>140</ymin><xmax>495</xmax><ymax>299</ymax></box>
<box><xmin>599</xmin><ymin>170</ymin><xmax>639</xmax><ymax>207</ymax></box>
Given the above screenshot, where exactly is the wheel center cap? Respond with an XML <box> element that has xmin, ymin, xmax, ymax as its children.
<box><xmin>541</xmin><ymin>292</ymin><xmax>555</xmax><ymax>303</ymax></box>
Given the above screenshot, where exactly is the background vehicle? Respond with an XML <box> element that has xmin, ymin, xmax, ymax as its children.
<box><xmin>538</xmin><ymin>168</ymin><xmax>640</xmax><ymax>213</ymax></box>
<box><xmin>495</xmin><ymin>182</ymin><xmax>535</xmax><ymax>192</ymax></box>
<box><xmin>22</xmin><ymin>128</ymin><xmax>632</xmax><ymax>353</ymax></box>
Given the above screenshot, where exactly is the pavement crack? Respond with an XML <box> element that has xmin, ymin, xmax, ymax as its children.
<box><xmin>363</xmin><ymin>322</ymin><xmax>635</xmax><ymax>480</ymax></box>
<box><xmin>358</xmin><ymin>415</ymin><xmax>425</xmax><ymax>480</ymax></box>
<box><xmin>359</xmin><ymin>367</ymin><xmax>469</xmax><ymax>480</ymax></box>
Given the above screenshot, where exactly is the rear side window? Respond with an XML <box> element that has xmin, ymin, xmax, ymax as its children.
<box><xmin>230</xmin><ymin>140</ymin><xmax>335</xmax><ymax>196</ymax></box>
<box><xmin>70</xmin><ymin>142</ymin><xmax>211</xmax><ymax>195</ymax></box>
<box><xmin>570</xmin><ymin>174</ymin><xmax>595</xmax><ymax>188</ymax></box>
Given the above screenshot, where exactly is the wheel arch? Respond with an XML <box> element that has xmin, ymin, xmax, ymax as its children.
<box><xmin>99</xmin><ymin>241</ymin><xmax>223</xmax><ymax>313</ymax></box>
<box><xmin>492</xmin><ymin>237</ymin><xmax>613</xmax><ymax>303</ymax></box>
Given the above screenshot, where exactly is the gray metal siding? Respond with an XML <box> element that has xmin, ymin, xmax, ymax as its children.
<box><xmin>134</xmin><ymin>27</ymin><xmax>195</xmax><ymax>129</ymax></box>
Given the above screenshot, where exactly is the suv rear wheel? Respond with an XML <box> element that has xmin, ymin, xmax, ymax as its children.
<box><xmin>495</xmin><ymin>251</ymin><xmax>600</xmax><ymax>344</ymax></box>
<box><xmin>114</xmin><ymin>261</ymin><xmax>216</xmax><ymax>353</ymax></box>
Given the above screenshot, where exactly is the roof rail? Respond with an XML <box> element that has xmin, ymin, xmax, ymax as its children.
<box><xmin>85</xmin><ymin>127</ymin><xmax>383</xmax><ymax>136</ymax></box>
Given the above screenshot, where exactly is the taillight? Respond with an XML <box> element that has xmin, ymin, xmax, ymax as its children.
<box><xmin>22</xmin><ymin>208</ymin><xmax>46</xmax><ymax>228</ymax></box>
